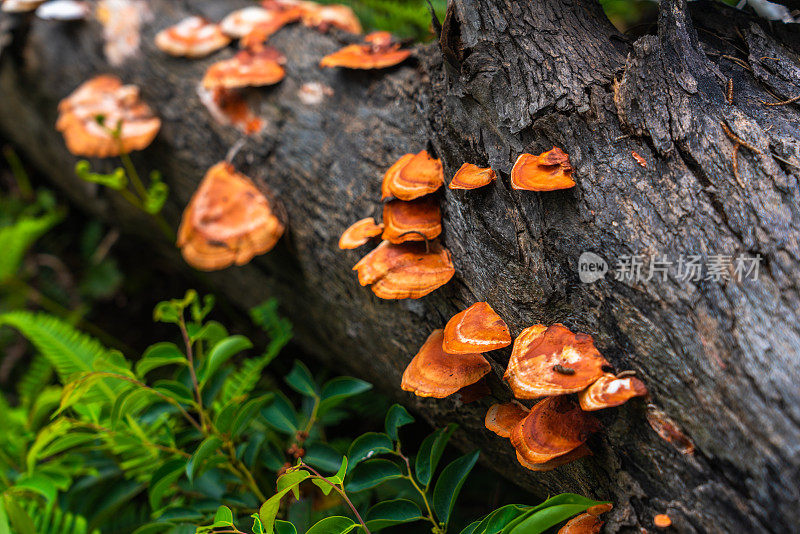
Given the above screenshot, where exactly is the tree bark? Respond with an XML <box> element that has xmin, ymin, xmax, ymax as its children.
<box><xmin>2</xmin><ymin>0</ymin><xmax>800</xmax><ymax>531</ymax></box>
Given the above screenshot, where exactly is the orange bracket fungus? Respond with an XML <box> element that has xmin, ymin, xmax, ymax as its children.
<box><xmin>220</xmin><ymin>6</ymin><xmax>295</xmax><ymax>39</ymax></box>
<box><xmin>578</xmin><ymin>373</ymin><xmax>648</xmax><ymax>411</ymax></box>
<box><xmin>381</xmin><ymin>150</ymin><xmax>444</xmax><ymax>201</ymax></box>
<box><xmin>557</xmin><ymin>512</ymin><xmax>604</xmax><ymax>534</ymax></box>
<box><xmin>96</xmin><ymin>0</ymin><xmax>152</xmax><ymax>67</ymax></box>
<box><xmin>36</xmin><ymin>0</ymin><xmax>91</xmax><ymax>20</ymax></box>
<box><xmin>400</xmin><ymin>329</ymin><xmax>491</xmax><ymax>398</ymax></box>
<box><xmin>443</xmin><ymin>301</ymin><xmax>512</xmax><ymax>354</ymax></box>
<box><xmin>338</xmin><ymin>217</ymin><xmax>383</xmax><ymax>249</ymax></box>
<box><xmin>485</xmin><ymin>402</ymin><xmax>530</xmax><ymax>438</ymax></box>
<box><xmin>300</xmin><ymin>4</ymin><xmax>361</xmax><ymax>34</ymax></box>
<box><xmin>449</xmin><ymin>163</ymin><xmax>497</xmax><ymax>190</ymax></box>
<box><xmin>202</xmin><ymin>47</ymin><xmax>286</xmax><ymax>89</ymax></box>
<box><xmin>381</xmin><ymin>196</ymin><xmax>441</xmax><ymax>244</ymax></box>
<box><xmin>510</xmin><ymin>147</ymin><xmax>576</xmax><ymax>191</ymax></box>
<box><xmin>320</xmin><ymin>31</ymin><xmax>411</xmax><ymax>70</ymax></box>
<box><xmin>654</xmin><ymin>514</ymin><xmax>672</xmax><ymax>529</ymax></box>
<box><xmin>155</xmin><ymin>16</ymin><xmax>231</xmax><ymax>58</ymax></box>
<box><xmin>352</xmin><ymin>240</ymin><xmax>455</xmax><ymax>299</ymax></box>
<box><xmin>56</xmin><ymin>75</ymin><xmax>161</xmax><ymax>158</ymax></box>
<box><xmin>646</xmin><ymin>405</ymin><xmax>695</xmax><ymax>455</ymax></box>
<box><xmin>510</xmin><ymin>396</ymin><xmax>600</xmax><ymax>467</ymax></box>
<box><xmin>197</xmin><ymin>86</ymin><xmax>264</xmax><ymax>135</ymax></box>
<box><xmin>504</xmin><ymin>324</ymin><xmax>609</xmax><ymax>399</ymax></box>
<box><xmin>177</xmin><ymin>162</ymin><xmax>284</xmax><ymax>271</ymax></box>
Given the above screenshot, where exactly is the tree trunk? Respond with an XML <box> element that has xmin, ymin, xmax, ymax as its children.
<box><xmin>2</xmin><ymin>0</ymin><xmax>799</xmax><ymax>531</ymax></box>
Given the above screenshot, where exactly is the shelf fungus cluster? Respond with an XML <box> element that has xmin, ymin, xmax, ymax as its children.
<box><xmin>321</xmin><ymin>31</ymin><xmax>410</xmax><ymax>70</ymax></box>
<box><xmin>340</xmin><ymin>150</ymin><xmax>454</xmax><ymax>299</ymax></box>
<box><xmin>446</xmin><ymin>147</ymin><xmax>574</xmax><ymax>192</ymax></box>
<box><xmin>557</xmin><ymin>504</ymin><xmax>613</xmax><ymax>534</ymax></box>
<box><xmin>177</xmin><ymin>162</ymin><xmax>284</xmax><ymax>271</ymax></box>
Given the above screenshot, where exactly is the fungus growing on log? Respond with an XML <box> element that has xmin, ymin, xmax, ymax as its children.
<box><xmin>443</xmin><ymin>302</ymin><xmax>512</xmax><ymax>354</ymax></box>
<box><xmin>646</xmin><ymin>405</ymin><xmax>695</xmax><ymax>455</ymax></box>
<box><xmin>320</xmin><ymin>31</ymin><xmax>410</xmax><ymax>70</ymax></box>
<box><xmin>504</xmin><ymin>324</ymin><xmax>609</xmax><ymax>399</ymax></box>
<box><xmin>510</xmin><ymin>396</ymin><xmax>600</xmax><ymax>466</ymax></box>
<box><xmin>36</xmin><ymin>0</ymin><xmax>91</xmax><ymax>20</ymax></box>
<box><xmin>510</xmin><ymin>147</ymin><xmax>575</xmax><ymax>191</ymax></box>
<box><xmin>202</xmin><ymin>47</ymin><xmax>286</xmax><ymax>89</ymax></box>
<box><xmin>197</xmin><ymin>87</ymin><xmax>263</xmax><ymax>135</ymax></box>
<box><xmin>338</xmin><ymin>217</ymin><xmax>383</xmax><ymax>249</ymax></box>
<box><xmin>578</xmin><ymin>373</ymin><xmax>648</xmax><ymax>411</ymax></box>
<box><xmin>381</xmin><ymin>150</ymin><xmax>444</xmax><ymax>201</ymax></box>
<box><xmin>449</xmin><ymin>163</ymin><xmax>496</xmax><ymax>190</ymax></box>
<box><xmin>300</xmin><ymin>4</ymin><xmax>361</xmax><ymax>34</ymax></box>
<box><xmin>557</xmin><ymin>512</ymin><xmax>603</xmax><ymax>534</ymax></box>
<box><xmin>484</xmin><ymin>402</ymin><xmax>529</xmax><ymax>438</ymax></box>
<box><xmin>381</xmin><ymin>196</ymin><xmax>441</xmax><ymax>244</ymax></box>
<box><xmin>220</xmin><ymin>6</ymin><xmax>297</xmax><ymax>39</ymax></box>
<box><xmin>56</xmin><ymin>75</ymin><xmax>161</xmax><ymax>158</ymax></box>
<box><xmin>352</xmin><ymin>240</ymin><xmax>455</xmax><ymax>299</ymax></box>
<box><xmin>155</xmin><ymin>16</ymin><xmax>230</xmax><ymax>58</ymax></box>
<box><xmin>177</xmin><ymin>162</ymin><xmax>284</xmax><ymax>271</ymax></box>
<box><xmin>400</xmin><ymin>329</ymin><xmax>491</xmax><ymax>398</ymax></box>
<box><xmin>654</xmin><ymin>514</ymin><xmax>672</xmax><ymax>529</ymax></box>
<box><xmin>515</xmin><ymin>444</ymin><xmax>592</xmax><ymax>472</ymax></box>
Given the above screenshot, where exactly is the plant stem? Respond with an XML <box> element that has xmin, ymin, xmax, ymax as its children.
<box><xmin>118</xmin><ymin>150</ymin><xmax>175</xmax><ymax>242</ymax></box>
<box><xmin>300</xmin><ymin>463</ymin><xmax>371</xmax><ymax>534</ymax></box>
<box><xmin>395</xmin><ymin>447</ymin><xmax>443</xmax><ymax>533</ymax></box>
<box><xmin>178</xmin><ymin>316</ymin><xmax>206</xmax><ymax>431</ymax></box>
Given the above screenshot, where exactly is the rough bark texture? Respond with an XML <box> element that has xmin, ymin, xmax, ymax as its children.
<box><xmin>2</xmin><ymin>0</ymin><xmax>800</xmax><ymax>531</ymax></box>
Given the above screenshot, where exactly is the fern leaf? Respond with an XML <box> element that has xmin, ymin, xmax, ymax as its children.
<box><xmin>23</xmin><ymin>500</ymin><xmax>100</xmax><ymax>534</ymax></box>
<box><xmin>18</xmin><ymin>354</ymin><xmax>54</xmax><ymax>407</ymax></box>
<box><xmin>0</xmin><ymin>210</ymin><xmax>61</xmax><ymax>281</ymax></box>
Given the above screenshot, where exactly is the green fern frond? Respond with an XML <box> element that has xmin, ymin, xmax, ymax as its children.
<box><xmin>23</xmin><ymin>500</ymin><xmax>100</xmax><ymax>534</ymax></box>
<box><xmin>18</xmin><ymin>353</ymin><xmax>55</xmax><ymax>407</ymax></box>
<box><xmin>0</xmin><ymin>209</ymin><xmax>61</xmax><ymax>281</ymax></box>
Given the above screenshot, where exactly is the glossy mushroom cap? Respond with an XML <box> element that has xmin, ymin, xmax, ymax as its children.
<box><xmin>449</xmin><ymin>163</ymin><xmax>496</xmax><ymax>190</ymax></box>
<box><xmin>155</xmin><ymin>16</ymin><xmax>230</xmax><ymax>58</ymax></box>
<box><xmin>484</xmin><ymin>402</ymin><xmax>529</xmax><ymax>438</ymax></box>
<box><xmin>352</xmin><ymin>240</ymin><xmax>455</xmax><ymax>299</ymax></box>
<box><xmin>301</xmin><ymin>4</ymin><xmax>361</xmax><ymax>33</ymax></box>
<box><xmin>220</xmin><ymin>6</ymin><xmax>297</xmax><ymax>38</ymax></box>
<box><xmin>381</xmin><ymin>196</ymin><xmax>441</xmax><ymax>244</ymax></box>
<box><xmin>504</xmin><ymin>324</ymin><xmax>609</xmax><ymax>399</ymax></box>
<box><xmin>381</xmin><ymin>150</ymin><xmax>444</xmax><ymax>201</ymax></box>
<box><xmin>578</xmin><ymin>373</ymin><xmax>648</xmax><ymax>411</ymax></box>
<box><xmin>443</xmin><ymin>302</ymin><xmax>512</xmax><ymax>354</ymax></box>
<box><xmin>177</xmin><ymin>162</ymin><xmax>284</xmax><ymax>271</ymax></box>
<box><xmin>36</xmin><ymin>0</ymin><xmax>91</xmax><ymax>20</ymax></box>
<box><xmin>320</xmin><ymin>31</ymin><xmax>410</xmax><ymax>70</ymax></box>
<box><xmin>510</xmin><ymin>147</ymin><xmax>575</xmax><ymax>191</ymax></box>
<box><xmin>339</xmin><ymin>217</ymin><xmax>383</xmax><ymax>249</ymax></box>
<box><xmin>557</xmin><ymin>512</ymin><xmax>603</xmax><ymax>534</ymax></box>
<box><xmin>56</xmin><ymin>75</ymin><xmax>161</xmax><ymax>158</ymax></box>
<box><xmin>510</xmin><ymin>396</ymin><xmax>600</xmax><ymax>465</ymax></box>
<box><xmin>401</xmin><ymin>329</ymin><xmax>491</xmax><ymax>398</ymax></box>
<box><xmin>202</xmin><ymin>47</ymin><xmax>286</xmax><ymax>89</ymax></box>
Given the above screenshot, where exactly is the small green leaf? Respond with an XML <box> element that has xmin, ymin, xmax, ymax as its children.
<box><xmin>136</xmin><ymin>342</ymin><xmax>186</xmax><ymax>377</ymax></box>
<box><xmin>415</xmin><ymin>423</ymin><xmax>456</xmax><ymax>486</ymax></box>
<box><xmin>144</xmin><ymin>180</ymin><xmax>169</xmax><ymax>214</ymax></box>
<box><xmin>153</xmin><ymin>380</ymin><xmax>194</xmax><ymax>404</ymax></box>
<box><xmin>505</xmin><ymin>504</ymin><xmax>596</xmax><ymax>534</ymax></box>
<box><xmin>278</xmin><ymin>469</ymin><xmax>311</xmax><ymax>499</ymax></box>
<box><xmin>311</xmin><ymin>478</ymin><xmax>335</xmax><ymax>496</ymax></box>
<box><xmin>186</xmin><ymin>436</ymin><xmax>222</xmax><ymax>483</ymax></box>
<box><xmin>284</xmin><ymin>360</ymin><xmax>318</xmax><ymax>398</ymax></box>
<box><xmin>259</xmin><ymin>471</ymin><xmax>310</xmax><ymax>533</ymax></box>
<box><xmin>384</xmin><ymin>404</ymin><xmax>414</xmax><ymax>440</ymax></box>
<box><xmin>148</xmin><ymin>458</ymin><xmax>186</xmax><ymax>509</ymax></box>
<box><xmin>12</xmin><ymin>473</ymin><xmax>57</xmax><ymax>503</ymax></box>
<box><xmin>366</xmin><ymin>499</ymin><xmax>423</xmax><ymax>531</ymax></box>
<box><xmin>432</xmin><ymin>450</ymin><xmax>480</xmax><ymax>526</ymax></box>
<box><xmin>306</xmin><ymin>516</ymin><xmax>357</xmax><ymax>534</ymax></box>
<box><xmin>230</xmin><ymin>394</ymin><xmax>274</xmax><ymax>437</ymax></box>
<box><xmin>346</xmin><ymin>459</ymin><xmax>403</xmax><ymax>492</ymax></box>
<box><xmin>273</xmin><ymin>520</ymin><xmax>296</xmax><ymax>534</ymax></box>
<box><xmin>214</xmin><ymin>505</ymin><xmax>234</xmax><ymax>524</ymax></box>
<box><xmin>346</xmin><ymin>432</ymin><xmax>394</xmax><ymax>472</ymax></box>
<box><xmin>200</xmin><ymin>335</ymin><xmax>253</xmax><ymax>387</ymax></box>
<box><xmin>318</xmin><ymin>376</ymin><xmax>372</xmax><ymax>414</ymax></box>
<box><xmin>261</xmin><ymin>393</ymin><xmax>298</xmax><ymax>434</ymax></box>
<box><xmin>468</xmin><ymin>504</ymin><xmax>532</xmax><ymax>534</ymax></box>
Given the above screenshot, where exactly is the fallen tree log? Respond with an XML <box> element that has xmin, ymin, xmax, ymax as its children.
<box><xmin>2</xmin><ymin>0</ymin><xmax>800</xmax><ymax>531</ymax></box>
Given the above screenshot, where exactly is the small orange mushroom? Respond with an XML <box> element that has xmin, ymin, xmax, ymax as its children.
<box><xmin>557</xmin><ymin>512</ymin><xmax>603</xmax><ymax>534</ymax></box>
<box><xmin>449</xmin><ymin>163</ymin><xmax>496</xmax><ymax>190</ymax></box>
<box><xmin>510</xmin><ymin>396</ymin><xmax>600</xmax><ymax>466</ymax></box>
<box><xmin>36</xmin><ymin>0</ymin><xmax>91</xmax><ymax>20</ymax></box>
<box><xmin>155</xmin><ymin>16</ymin><xmax>230</xmax><ymax>58</ymax></box>
<box><xmin>320</xmin><ymin>31</ymin><xmax>410</xmax><ymax>70</ymax></box>
<box><xmin>177</xmin><ymin>162</ymin><xmax>284</xmax><ymax>271</ymax></box>
<box><xmin>510</xmin><ymin>147</ymin><xmax>575</xmax><ymax>191</ymax></box>
<box><xmin>202</xmin><ymin>47</ymin><xmax>286</xmax><ymax>89</ymax></box>
<box><xmin>338</xmin><ymin>217</ymin><xmax>383</xmax><ymax>249</ymax></box>
<box><xmin>504</xmin><ymin>324</ymin><xmax>609</xmax><ymax>399</ymax></box>
<box><xmin>381</xmin><ymin>196</ymin><xmax>441</xmax><ymax>244</ymax></box>
<box><xmin>578</xmin><ymin>373</ymin><xmax>648</xmax><ymax>411</ymax></box>
<box><xmin>301</xmin><ymin>4</ymin><xmax>361</xmax><ymax>34</ymax></box>
<box><xmin>381</xmin><ymin>150</ymin><xmax>444</xmax><ymax>201</ymax></box>
<box><xmin>587</xmin><ymin>503</ymin><xmax>613</xmax><ymax>516</ymax></box>
<box><xmin>484</xmin><ymin>402</ymin><xmax>529</xmax><ymax>438</ymax></box>
<box><xmin>56</xmin><ymin>75</ymin><xmax>161</xmax><ymax>158</ymax></box>
<box><xmin>443</xmin><ymin>302</ymin><xmax>512</xmax><ymax>354</ymax></box>
<box><xmin>654</xmin><ymin>514</ymin><xmax>672</xmax><ymax>529</ymax></box>
<box><xmin>401</xmin><ymin>329</ymin><xmax>491</xmax><ymax>398</ymax></box>
<box><xmin>352</xmin><ymin>240</ymin><xmax>455</xmax><ymax>299</ymax></box>
<box><xmin>220</xmin><ymin>6</ymin><xmax>297</xmax><ymax>39</ymax></box>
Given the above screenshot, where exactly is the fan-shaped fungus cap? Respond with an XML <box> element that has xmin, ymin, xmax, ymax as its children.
<box><xmin>510</xmin><ymin>396</ymin><xmax>600</xmax><ymax>465</ymax></box>
<box><xmin>510</xmin><ymin>147</ymin><xmax>575</xmax><ymax>191</ymax></box>
<box><xmin>485</xmin><ymin>402</ymin><xmax>529</xmax><ymax>438</ymax></box>
<box><xmin>381</xmin><ymin>150</ymin><xmax>444</xmax><ymax>201</ymax></box>
<box><xmin>578</xmin><ymin>373</ymin><xmax>648</xmax><ymax>411</ymax></box>
<box><xmin>654</xmin><ymin>514</ymin><xmax>672</xmax><ymax>528</ymax></box>
<box><xmin>301</xmin><ymin>4</ymin><xmax>361</xmax><ymax>33</ymax></box>
<box><xmin>515</xmin><ymin>444</ymin><xmax>592</xmax><ymax>472</ymax></box>
<box><xmin>177</xmin><ymin>162</ymin><xmax>284</xmax><ymax>271</ymax></box>
<box><xmin>338</xmin><ymin>217</ymin><xmax>383</xmax><ymax>249</ymax></box>
<box><xmin>401</xmin><ymin>329</ymin><xmax>491</xmax><ymax>398</ymax></box>
<box><xmin>36</xmin><ymin>0</ymin><xmax>91</xmax><ymax>20</ymax></box>
<box><xmin>449</xmin><ymin>163</ymin><xmax>496</xmax><ymax>190</ymax></box>
<box><xmin>2</xmin><ymin>0</ymin><xmax>45</xmax><ymax>13</ymax></box>
<box><xmin>320</xmin><ymin>31</ymin><xmax>410</xmax><ymax>70</ymax></box>
<box><xmin>155</xmin><ymin>16</ymin><xmax>230</xmax><ymax>58</ymax></box>
<box><xmin>557</xmin><ymin>512</ymin><xmax>603</xmax><ymax>534</ymax></box>
<box><xmin>202</xmin><ymin>47</ymin><xmax>286</xmax><ymax>89</ymax></box>
<box><xmin>504</xmin><ymin>324</ymin><xmax>609</xmax><ymax>399</ymax></box>
<box><xmin>381</xmin><ymin>196</ymin><xmax>441</xmax><ymax>244</ymax></box>
<box><xmin>56</xmin><ymin>75</ymin><xmax>161</xmax><ymax>158</ymax></box>
<box><xmin>443</xmin><ymin>302</ymin><xmax>512</xmax><ymax>354</ymax></box>
<box><xmin>352</xmin><ymin>240</ymin><xmax>455</xmax><ymax>299</ymax></box>
<box><xmin>220</xmin><ymin>7</ymin><xmax>290</xmax><ymax>38</ymax></box>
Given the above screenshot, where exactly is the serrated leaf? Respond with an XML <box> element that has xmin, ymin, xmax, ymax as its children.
<box><xmin>346</xmin><ymin>459</ymin><xmax>403</xmax><ymax>492</ymax></box>
<box><xmin>366</xmin><ymin>499</ymin><xmax>423</xmax><ymax>531</ymax></box>
<box><xmin>432</xmin><ymin>450</ymin><xmax>479</xmax><ymax>526</ymax></box>
<box><xmin>346</xmin><ymin>433</ymin><xmax>394</xmax><ymax>472</ymax></box>
<box><xmin>284</xmin><ymin>360</ymin><xmax>318</xmax><ymax>398</ymax></box>
<box><xmin>415</xmin><ymin>423</ymin><xmax>456</xmax><ymax>487</ymax></box>
<box><xmin>200</xmin><ymin>335</ymin><xmax>253</xmax><ymax>387</ymax></box>
<box><xmin>306</xmin><ymin>516</ymin><xmax>357</xmax><ymax>534</ymax></box>
<box><xmin>186</xmin><ymin>436</ymin><xmax>222</xmax><ymax>483</ymax></box>
<box><xmin>384</xmin><ymin>404</ymin><xmax>414</xmax><ymax>441</ymax></box>
<box><xmin>318</xmin><ymin>376</ymin><xmax>372</xmax><ymax>414</ymax></box>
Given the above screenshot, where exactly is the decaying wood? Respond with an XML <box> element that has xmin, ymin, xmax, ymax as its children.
<box><xmin>2</xmin><ymin>0</ymin><xmax>800</xmax><ymax>531</ymax></box>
